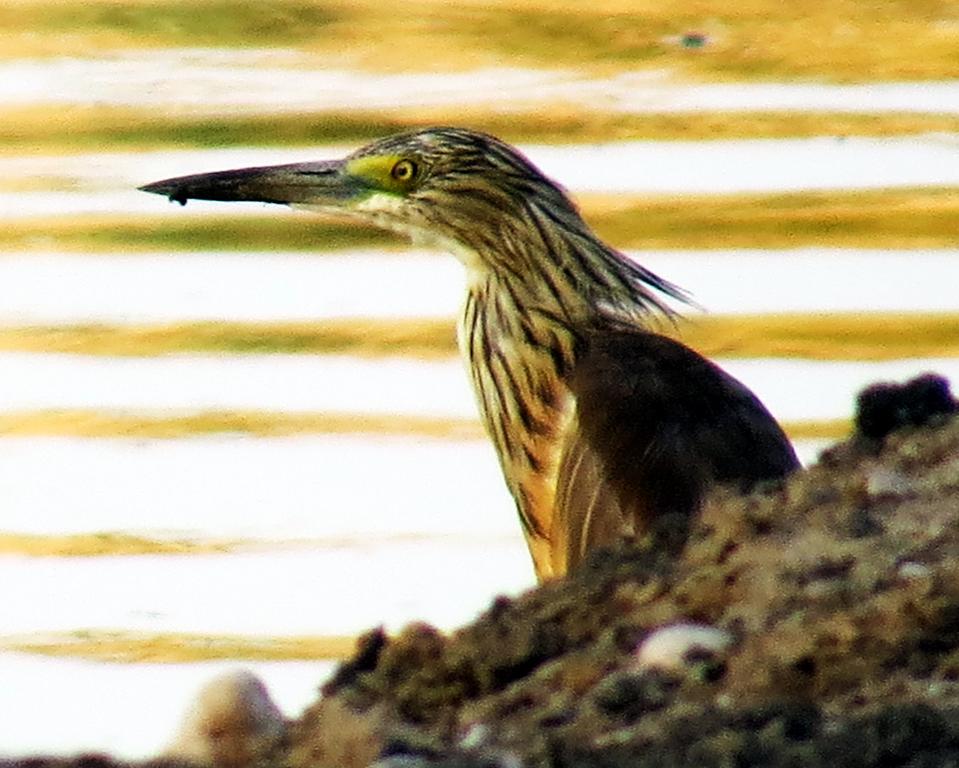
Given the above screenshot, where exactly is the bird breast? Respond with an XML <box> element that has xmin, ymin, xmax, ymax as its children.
<box><xmin>458</xmin><ymin>283</ymin><xmax>576</xmax><ymax>580</ymax></box>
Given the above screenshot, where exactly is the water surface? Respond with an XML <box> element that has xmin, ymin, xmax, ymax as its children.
<box><xmin>2</xmin><ymin>50</ymin><xmax>956</xmax><ymax>757</ymax></box>
<box><xmin>3</xmin><ymin>53</ymin><xmax>958</xmax><ymax>115</ymax></box>
<box><xmin>0</xmin><ymin>249</ymin><xmax>955</xmax><ymax>324</ymax></box>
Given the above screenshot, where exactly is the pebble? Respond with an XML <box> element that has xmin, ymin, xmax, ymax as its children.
<box><xmin>633</xmin><ymin>623</ymin><xmax>734</xmax><ymax>672</ymax></box>
<box><xmin>163</xmin><ymin>669</ymin><xmax>286</xmax><ymax>768</ymax></box>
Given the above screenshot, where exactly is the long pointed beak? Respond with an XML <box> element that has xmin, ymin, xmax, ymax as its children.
<box><xmin>139</xmin><ymin>159</ymin><xmax>362</xmax><ymax>207</ymax></box>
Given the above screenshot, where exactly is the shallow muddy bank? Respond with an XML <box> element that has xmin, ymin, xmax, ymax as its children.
<box><xmin>286</xmin><ymin>410</ymin><xmax>959</xmax><ymax>768</ymax></box>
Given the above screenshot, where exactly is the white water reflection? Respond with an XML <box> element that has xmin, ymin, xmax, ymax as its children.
<box><xmin>530</xmin><ymin>134</ymin><xmax>959</xmax><ymax>193</ymax></box>
<box><xmin>602</xmin><ymin>73</ymin><xmax>959</xmax><ymax>115</ymax></box>
<box><xmin>0</xmin><ymin>250</ymin><xmax>464</xmax><ymax>323</ymax></box>
<box><xmin>0</xmin><ymin>434</ymin><xmax>826</xmax><ymax>541</ymax></box>
<box><xmin>2</xmin><ymin>52</ymin><xmax>959</xmax><ymax>115</ymax></box>
<box><xmin>4</xmin><ymin>135</ymin><xmax>959</xmax><ymax>218</ymax></box>
<box><xmin>0</xmin><ymin>541</ymin><xmax>533</xmax><ymax>637</ymax></box>
<box><xmin>1</xmin><ymin>351</ymin><xmax>956</xmax><ymax>422</ymax></box>
<box><xmin>655</xmin><ymin>249</ymin><xmax>959</xmax><ymax>315</ymax></box>
<box><xmin>0</xmin><ymin>55</ymin><xmax>558</xmax><ymax>112</ymax></box>
<box><xmin>0</xmin><ymin>653</ymin><xmax>333</xmax><ymax>758</ymax></box>
<box><xmin>0</xmin><ymin>249</ymin><xmax>956</xmax><ymax>324</ymax></box>
<box><xmin>0</xmin><ymin>352</ymin><xmax>476</xmax><ymax>415</ymax></box>
<box><xmin>0</xmin><ymin>436</ymin><xmax>515</xmax><ymax>539</ymax></box>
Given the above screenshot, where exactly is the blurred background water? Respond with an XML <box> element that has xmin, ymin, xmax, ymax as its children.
<box><xmin>1</xmin><ymin>0</ymin><xmax>958</xmax><ymax>757</ymax></box>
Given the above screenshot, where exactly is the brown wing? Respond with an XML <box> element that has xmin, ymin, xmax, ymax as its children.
<box><xmin>552</xmin><ymin>329</ymin><xmax>799</xmax><ymax>575</ymax></box>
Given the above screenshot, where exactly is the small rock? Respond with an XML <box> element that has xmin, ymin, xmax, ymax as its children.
<box><xmin>897</xmin><ymin>561</ymin><xmax>932</xmax><ymax>586</ymax></box>
<box><xmin>458</xmin><ymin>723</ymin><xmax>491</xmax><ymax>750</ymax></box>
<box><xmin>865</xmin><ymin>466</ymin><xmax>913</xmax><ymax>498</ymax></box>
<box><xmin>633</xmin><ymin>623</ymin><xmax>735</xmax><ymax>673</ymax></box>
<box><xmin>680</xmin><ymin>32</ymin><xmax>710</xmax><ymax>48</ymax></box>
<box><xmin>855</xmin><ymin>374</ymin><xmax>957</xmax><ymax>443</ymax></box>
<box><xmin>662</xmin><ymin>31</ymin><xmax>711</xmax><ymax>48</ymax></box>
<box><xmin>593</xmin><ymin>671</ymin><xmax>676</xmax><ymax>721</ymax></box>
<box><xmin>163</xmin><ymin>669</ymin><xmax>285</xmax><ymax>768</ymax></box>
<box><xmin>370</xmin><ymin>751</ymin><xmax>523</xmax><ymax>768</ymax></box>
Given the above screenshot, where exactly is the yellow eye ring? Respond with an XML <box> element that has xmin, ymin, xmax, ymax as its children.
<box><xmin>391</xmin><ymin>159</ymin><xmax>418</xmax><ymax>182</ymax></box>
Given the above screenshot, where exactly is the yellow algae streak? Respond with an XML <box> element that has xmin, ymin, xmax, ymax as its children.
<box><xmin>1</xmin><ymin>630</ymin><xmax>358</xmax><ymax>662</ymax></box>
<box><xmin>0</xmin><ymin>531</ymin><xmax>240</xmax><ymax>557</ymax></box>
<box><xmin>0</xmin><ymin>313</ymin><xmax>956</xmax><ymax>361</ymax></box>
<box><xmin>674</xmin><ymin>313</ymin><xmax>959</xmax><ymax>362</ymax></box>
<box><xmin>0</xmin><ymin>319</ymin><xmax>456</xmax><ymax>358</ymax></box>
<box><xmin>0</xmin><ymin>409</ymin><xmax>485</xmax><ymax>440</ymax></box>
<box><xmin>0</xmin><ymin>214</ymin><xmax>400</xmax><ymax>253</ymax></box>
<box><xmin>0</xmin><ymin>408</ymin><xmax>846</xmax><ymax>441</ymax></box>
<box><xmin>781</xmin><ymin>419</ymin><xmax>851</xmax><ymax>440</ymax></box>
<box><xmin>584</xmin><ymin>188</ymin><xmax>959</xmax><ymax>251</ymax></box>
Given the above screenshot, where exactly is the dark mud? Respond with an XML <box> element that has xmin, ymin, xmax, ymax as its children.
<box><xmin>290</xmin><ymin>378</ymin><xmax>959</xmax><ymax>768</ymax></box>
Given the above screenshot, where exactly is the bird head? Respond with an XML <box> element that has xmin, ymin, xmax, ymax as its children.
<box><xmin>140</xmin><ymin>127</ymin><xmax>580</xmax><ymax>261</ymax></box>
<box><xmin>141</xmin><ymin>126</ymin><xmax>687</xmax><ymax>317</ymax></box>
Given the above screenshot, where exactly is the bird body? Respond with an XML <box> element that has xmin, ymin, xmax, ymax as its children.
<box><xmin>141</xmin><ymin>127</ymin><xmax>799</xmax><ymax>581</ymax></box>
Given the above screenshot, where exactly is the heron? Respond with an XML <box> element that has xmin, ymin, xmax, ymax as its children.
<box><xmin>141</xmin><ymin>127</ymin><xmax>799</xmax><ymax>581</ymax></box>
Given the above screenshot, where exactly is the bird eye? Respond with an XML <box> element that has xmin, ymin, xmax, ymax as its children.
<box><xmin>391</xmin><ymin>159</ymin><xmax>418</xmax><ymax>182</ymax></box>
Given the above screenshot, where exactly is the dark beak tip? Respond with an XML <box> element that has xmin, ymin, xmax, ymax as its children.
<box><xmin>139</xmin><ymin>181</ymin><xmax>189</xmax><ymax>206</ymax></box>
<box><xmin>138</xmin><ymin>180</ymin><xmax>166</xmax><ymax>195</ymax></box>
<box><xmin>137</xmin><ymin>160</ymin><xmax>348</xmax><ymax>207</ymax></box>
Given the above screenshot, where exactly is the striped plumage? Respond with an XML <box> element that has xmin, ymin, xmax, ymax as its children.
<box><xmin>355</xmin><ymin>130</ymin><xmax>689</xmax><ymax>576</ymax></box>
<box><xmin>141</xmin><ymin>127</ymin><xmax>800</xmax><ymax>581</ymax></box>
